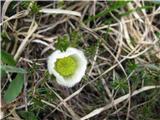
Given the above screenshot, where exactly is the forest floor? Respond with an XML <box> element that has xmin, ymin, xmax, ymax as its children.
<box><xmin>1</xmin><ymin>1</ymin><xmax>160</xmax><ymax>120</ymax></box>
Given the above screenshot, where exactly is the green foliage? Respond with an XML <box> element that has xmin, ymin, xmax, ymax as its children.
<box><xmin>70</xmin><ymin>30</ymin><xmax>82</xmax><ymax>48</ymax></box>
<box><xmin>112</xmin><ymin>79</ymin><xmax>128</xmax><ymax>93</ymax></box>
<box><xmin>20</xmin><ymin>1</ymin><xmax>31</xmax><ymax>9</ymax></box>
<box><xmin>1</xmin><ymin>69</ymin><xmax>6</xmax><ymax>78</ymax></box>
<box><xmin>142</xmin><ymin>68</ymin><xmax>160</xmax><ymax>86</ymax></box>
<box><xmin>141</xmin><ymin>105</ymin><xmax>153</xmax><ymax>120</ymax></box>
<box><xmin>126</xmin><ymin>60</ymin><xmax>138</xmax><ymax>74</ymax></box>
<box><xmin>155</xmin><ymin>32</ymin><xmax>160</xmax><ymax>39</ymax></box>
<box><xmin>125</xmin><ymin>61</ymin><xmax>160</xmax><ymax>90</ymax></box>
<box><xmin>87</xmin><ymin>1</ymin><xmax>130</xmax><ymax>22</ymax></box>
<box><xmin>20</xmin><ymin>1</ymin><xmax>40</xmax><ymax>14</ymax></box>
<box><xmin>4</xmin><ymin>73</ymin><xmax>24</xmax><ymax>103</ymax></box>
<box><xmin>19</xmin><ymin>111</ymin><xmax>37</xmax><ymax>120</ymax></box>
<box><xmin>1</xmin><ymin>50</ymin><xmax>26</xmax><ymax>103</ymax></box>
<box><xmin>0</xmin><ymin>49</ymin><xmax>17</xmax><ymax>78</ymax></box>
<box><xmin>57</xmin><ymin>0</ymin><xmax>65</xmax><ymax>8</ymax></box>
<box><xmin>30</xmin><ymin>2</ymin><xmax>41</xmax><ymax>14</ymax></box>
<box><xmin>29</xmin><ymin>87</ymin><xmax>57</xmax><ymax>114</ymax></box>
<box><xmin>136</xmin><ymin>91</ymin><xmax>160</xmax><ymax>120</ymax></box>
<box><xmin>85</xmin><ymin>45</ymin><xmax>96</xmax><ymax>56</ymax></box>
<box><xmin>85</xmin><ymin>41</ymin><xmax>99</xmax><ymax>57</ymax></box>
<box><xmin>55</xmin><ymin>35</ymin><xmax>70</xmax><ymax>52</ymax></box>
<box><xmin>1</xmin><ymin>65</ymin><xmax>27</xmax><ymax>74</ymax></box>
<box><xmin>0</xmin><ymin>50</ymin><xmax>16</xmax><ymax>66</ymax></box>
<box><xmin>0</xmin><ymin>50</ymin><xmax>16</xmax><ymax>78</ymax></box>
<box><xmin>32</xmin><ymin>97</ymin><xmax>44</xmax><ymax>109</ymax></box>
<box><xmin>95</xmin><ymin>81</ymin><xmax>106</xmax><ymax>100</ymax></box>
<box><xmin>120</xmin><ymin>5</ymin><xmax>153</xmax><ymax>17</ymax></box>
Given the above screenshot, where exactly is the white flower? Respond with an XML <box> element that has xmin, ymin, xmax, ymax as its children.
<box><xmin>47</xmin><ymin>47</ymin><xmax>87</xmax><ymax>87</ymax></box>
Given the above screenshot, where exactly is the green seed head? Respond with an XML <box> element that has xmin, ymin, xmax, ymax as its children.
<box><xmin>55</xmin><ymin>56</ymin><xmax>77</xmax><ymax>77</ymax></box>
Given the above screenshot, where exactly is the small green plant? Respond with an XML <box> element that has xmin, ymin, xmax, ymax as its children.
<box><xmin>112</xmin><ymin>79</ymin><xmax>128</xmax><ymax>94</ymax></box>
<box><xmin>70</xmin><ymin>30</ymin><xmax>82</xmax><ymax>47</ymax></box>
<box><xmin>126</xmin><ymin>60</ymin><xmax>138</xmax><ymax>74</ymax></box>
<box><xmin>20</xmin><ymin>1</ymin><xmax>40</xmax><ymax>14</ymax></box>
<box><xmin>85</xmin><ymin>45</ymin><xmax>97</xmax><ymax>57</ymax></box>
<box><xmin>20</xmin><ymin>1</ymin><xmax>31</xmax><ymax>9</ymax></box>
<box><xmin>30</xmin><ymin>2</ymin><xmax>41</xmax><ymax>14</ymax></box>
<box><xmin>55</xmin><ymin>35</ymin><xmax>70</xmax><ymax>52</ymax></box>
<box><xmin>84</xmin><ymin>41</ymin><xmax>99</xmax><ymax>57</ymax></box>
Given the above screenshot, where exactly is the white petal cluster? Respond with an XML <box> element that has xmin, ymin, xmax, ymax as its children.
<box><xmin>47</xmin><ymin>47</ymin><xmax>87</xmax><ymax>87</ymax></box>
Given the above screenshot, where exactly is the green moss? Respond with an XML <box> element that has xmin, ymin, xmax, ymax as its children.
<box><xmin>55</xmin><ymin>56</ymin><xmax>77</xmax><ymax>77</ymax></box>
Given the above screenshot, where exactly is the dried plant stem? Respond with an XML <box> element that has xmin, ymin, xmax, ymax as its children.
<box><xmin>14</xmin><ymin>19</ymin><xmax>38</xmax><ymax>60</ymax></box>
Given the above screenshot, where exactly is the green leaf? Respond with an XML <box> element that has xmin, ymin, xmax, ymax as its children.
<box><xmin>19</xmin><ymin>111</ymin><xmax>37</xmax><ymax>120</ymax></box>
<box><xmin>4</xmin><ymin>73</ymin><xmax>24</xmax><ymax>103</ymax></box>
<box><xmin>0</xmin><ymin>50</ymin><xmax>16</xmax><ymax>66</ymax></box>
<box><xmin>0</xmin><ymin>65</ymin><xmax>27</xmax><ymax>73</ymax></box>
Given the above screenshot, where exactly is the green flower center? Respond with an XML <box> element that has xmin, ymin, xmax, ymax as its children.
<box><xmin>55</xmin><ymin>56</ymin><xmax>77</xmax><ymax>77</ymax></box>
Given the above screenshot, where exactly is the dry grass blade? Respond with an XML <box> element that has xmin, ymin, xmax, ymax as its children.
<box><xmin>39</xmin><ymin>8</ymin><xmax>81</xmax><ymax>17</ymax></box>
<box><xmin>1</xmin><ymin>0</ymin><xmax>12</xmax><ymax>21</ymax></box>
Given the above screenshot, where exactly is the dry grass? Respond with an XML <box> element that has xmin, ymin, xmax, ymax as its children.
<box><xmin>1</xmin><ymin>1</ymin><xmax>160</xmax><ymax>120</ymax></box>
